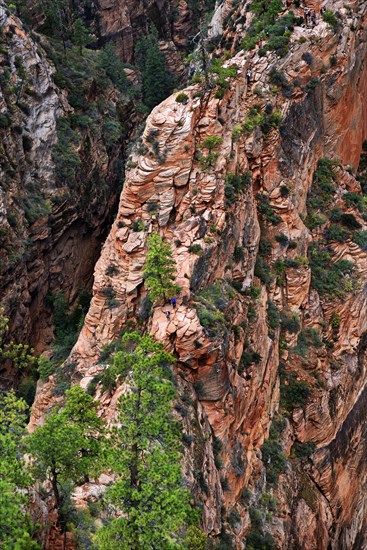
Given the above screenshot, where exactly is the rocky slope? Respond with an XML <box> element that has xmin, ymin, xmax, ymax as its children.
<box><xmin>28</xmin><ymin>0</ymin><xmax>367</xmax><ymax>548</ymax></box>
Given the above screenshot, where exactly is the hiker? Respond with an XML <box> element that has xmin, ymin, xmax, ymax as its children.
<box><xmin>171</xmin><ymin>297</ymin><xmax>176</xmax><ymax>308</ymax></box>
<box><xmin>311</xmin><ymin>10</ymin><xmax>317</xmax><ymax>25</ymax></box>
<box><xmin>258</xmin><ymin>38</ymin><xmax>263</xmax><ymax>48</ymax></box>
<box><xmin>305</xmin><ymin>7</ymin><xmax>311</xmax><ymax>25</ymax></box>
<box><xmin>166</xmin><ymin>310</ymin><xmax>171</xmax><ymax>319</ymax></box>
<box><xmin>246</xmin><ymin>67</ymin><xmax>252</xmax><ymax>84</ymax></box>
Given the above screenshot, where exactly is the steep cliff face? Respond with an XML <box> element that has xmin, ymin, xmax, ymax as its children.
<box><xmin>91</xmin><ymin>0</ymin><xmax>212</xmax><ymax>66</ymax></box>
<box><xmin>29</xmin><ymin>0</ymin><xmax>367</xmax><ymax>548</ymax></box>
<box><xmin>0</xmin><ymin>3</ymin><xmax>141</xmax><ymax>354</ymax></box>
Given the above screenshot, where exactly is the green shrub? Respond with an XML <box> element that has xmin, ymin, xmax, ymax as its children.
<box><xmin>261</xmin><ymin>438</ymin><xmax>287</xmax><ymax>486</ymax></box>
<box><xmin>308</xmin><ymin>244</ymin><xmax>354</xmax><ymax>296</ymax></box>
<box><xmin>330</xmin><ymin>55</ymin><xmax>337</xmax><ymax>67</ymax></box>
<box><xmin>280</xmin><ymin>366</ymin><xmax>312</xmax><ymax>412</ymax></box>
<box><xmin>257</xmin><ymin>194</ymin><xmax>282</xmax><ymax>225</ymax></box>
<box><xmin>291</xmin><ymin>441</ymin><xmax>316</xmax><ymax>459</ymax></box>
<box><xmin>331</xmin><ymin>311</ymin><xmax>340</xmax><ymax>329</ymax></box>
<box><xmin>306</xmin><ymin>158</ymin><xmax>338</xmax><ymax>217</ymax></box>
<box><xmin>293</xmin><ymin>327</ymin><xmax>322</xmax><ymax>356</ymax></box>
<box><xmin>353</xmin><ymin>231</ymin><xmax>367</xmax><ymax>249</ymax></box>
<box><xmin>225</xmin><ymin>172</ymin><xmax>251</xmax><ymax>205</ymax></box>
<box><xmin>228</xmin><ymin>509</ymin><xmax>241</xmax><ymax>527</ymax></box>
<box><xmin>269</xmin><ymin>67</ymin><xmax>288</xmax><ymax>87</ymax></box>
<box><xmin>175</xmin><ymin>92</ymin><xmax>189</xmax><ymax>103</ymax></box>
<box><xmin>254</xmin><ymin>239</ymin><xmax>273</xmax><ymax>285</ymax></box>
<box><xmin>213</xmin><ymin>437</ymin><xmax>223</xmax><ymax>470</ymax></box>
<box><xmin>238</xmin><ymin>349</ymin><xmax>261</xmax><ymax>375</ymax></box>
<box><xmin>304</xmin><ymin>212</ymin><xmax>327</xmax><ymax>229</ymax></box>
<box><xmin>106</xmin><ymin>298</ymin><xmax>119</xmax><ymax>309</ymax></box>
<box><xmin>23</xmin><ymin>181</ymin><xmax>52</xmax><ymax>223</ymax></box>
<box><xmin>246</xmin><ymin>507</ymin><xmax>277</xmax><ymax>549</ymax></box>
<box><xmin>103</xmin><ymin>119</ymin><xmax>122</xmax><ymax>148</ymax></box>
<box><xmin>233</xmin><ymin>246</ymin><xmax>244</xmax><ymax>262</ymax></box>
<box><xmin>105</xmin><ymin>264</ymin><xmax>120</xmax><ymax>276</ymax></box>
<box><xmin>102</xmin><ymin>286</ymin><xmax>116</xmax><ymax>300</ymax></box>
<box><xmin>49</xmin><ymin>290</ymin><xmax>90</xmax><ymax>364</ymax></box>
<box><xmin>147</xmin><ymin>201</ymin><xmax>158</xmax><ymax>213</ymax></box>
<box><xmin>194</xmin><ymin>281</ymin><xmax>234</xmax><ymax>335</ymax></box>
<box><xmin>302</xmin><ymin>52</ymin><xmax>313</xmax><ymax>65</ymax></box>
<box><xmin>242</xmin><ymin>3</ymin><xmax>294</xmax><ymax>59</ymax></box>
<box><xmin>255</xmin><ymin>256</ymin><xmax>272</xmax><ymax>286</ymax></box>
<box><xmin>37</xmin><ymin>355</ymin><xmax>55</xmax><ymax>381</ymax></box>
<box><xmin>280</xmin><ymin>310</ymin><xmax>300</xmax><ymax>334</ymax></box>
<box><xmin>131</xmin><ymin>218</ymin><xmax>145</xmax><ymax>232</ymax></box>
<box><xmin>275</xmin><ymin>233</ymin><xmax>289</xmax><ymax>246</ymax></box>
<box><xmin>343</xmin><ymin>192</ymin><xmax>365</xmax><ymax>211</ymax></box>
<box><xmin>193</xmin><ymin>380</ymin><xmax>205</xmax><ymax>399</ymax></box>
<box><xmin>322</xmin><ymin>10</ymin><xmax>340</xmax><ymax>30</ymax></box>
<box><xmin>188</xmin><ymin>243</ymin><xmax>203</xmax><ymax>255</ymax></box>
<box><xmin>339</xmin><ymin>213</ymin><xmax>361</xmax><ymax>229</ymax></box>
<box><xmin>201</xmin><ymin>135</ymin><xmax>223</xmax><ymax>151</ymax></box>
<box><xmin>324</xmin><ymin>224</ymin><xmax>348</xmax><ymax>242</ymax></box>
<box><xmin>305</xmin><ymin>77</ymin><xmax>320</xmax><ymax>91</ymax></box>
<box><xmin>267</xmin><ymin>300</ymin><xmax>280</xmax><ymax>332</ymax></box>
<box><xmin>0</xmin><ymin>112</ymin><xmax>11</xmax><ymax>128</ymax></box>
<box><xmin>242</xmin><ymin>105</ymin><xmax>281</xmax><ymax>136</ymax></box>
<box><xmin>52</xmin><ymin>118</ymin><xmax>81</xmax><ymax>186</ymax></box>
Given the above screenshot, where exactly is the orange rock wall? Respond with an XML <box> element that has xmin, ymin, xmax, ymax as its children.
<box><xmin>29</xmin><ymin>0</ymin><xmax>367</xmax><ymax>547</ymax></box>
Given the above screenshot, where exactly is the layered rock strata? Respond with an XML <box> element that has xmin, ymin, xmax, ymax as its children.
<box><xmin>30</xmin><ymin>0</ymin><xmax>367</xmax><ymax>547</ymax></box>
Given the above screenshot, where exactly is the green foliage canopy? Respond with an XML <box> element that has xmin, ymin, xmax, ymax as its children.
<box><xmin>135</xmin><ymin>30</ymin><xmax>174</xmax><ymax>109</ymax></box>
<box><xmin>144</xmin><ymin>233</ymin><xmax>181</xmax><ymax>302</ymax></box>
<box><xmin>26</xmin><ymin>386</ymin><xmax>105</xmax><ymax>530</ymax></box>
<box><xmin>97</xmin><ymin>332</ymin><xmax>192</xmax><ymax>549</ymax></box>
<box><xmin>0</xmin><ymin>391</ymin><xmax>39</xmax><ymax>548</ymax></box>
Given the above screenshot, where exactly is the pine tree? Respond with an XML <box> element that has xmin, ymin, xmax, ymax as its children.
<box><xmin>26</xmin><ymin>386</ymin><xmax>105</xmax><ymax>531</ymax></box>
<box><xmin>143</xmin><ymin>232</ymin><xmax>181</xmax><ymax>302</ymax></box>
<box><xmin>72</xmin><ymin>18</ymin><xmax>90</xmax><ymax>55</ymax></box>
<box><xmin>96</xmin><ymin>332</ymin><xmax>191</xmax><ymax>549</ymax></box>
<box><xmin>135</xmin><ymin>30</ymin><xmax>174</xmax><ymax>109</ymax></box>
<box><xmin>97</xmin><ymin>42</ymin><xmax>132</xmax><ymax>94</ymax></box>
<box><xmin>0</xmin><ymin>391</ymin><xmax>39</xmax><ymax>548</ymax></box>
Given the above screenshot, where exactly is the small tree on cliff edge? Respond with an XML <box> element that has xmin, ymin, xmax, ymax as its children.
<box><xmin>26</xmin><ymin>386</ymin><xmax>105</xmax><ymax>532</ymax></box>
<box><xmin>143</xmin><ymin>233</ymin><xmax>180</xmax><ymax>302</ymax></box>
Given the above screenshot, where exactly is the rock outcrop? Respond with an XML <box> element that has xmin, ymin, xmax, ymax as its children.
<box><xmin>28</xmin><ymin>0</ymin><xmax>367</xmax><ymax>547</ymax></box>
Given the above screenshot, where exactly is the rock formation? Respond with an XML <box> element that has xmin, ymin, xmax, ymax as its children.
<box><xmin>0</xmin><ymin>2</ymin><xmax>141</xmax><ymax>357</ymax></box>
<box><xmin>4</xmin><ymin>0</ymin><xmax>367</xmax><ymax>546</ymax></box>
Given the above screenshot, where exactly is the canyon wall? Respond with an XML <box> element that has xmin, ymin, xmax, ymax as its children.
<box><xmin>0</xmin><ymin>3</ymin><xmax>141</xmax><ymax>356</ymax></box>
<box><xmin>26</xmin><ymin>0</ymin><xmax>367</xmax><ymax>547</ymax></box>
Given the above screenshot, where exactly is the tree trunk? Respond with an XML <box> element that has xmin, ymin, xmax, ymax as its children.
<box><xmin>51</xmin><ymin>469</ymin><xmax>61</xmax><ymax>511</ymax></box>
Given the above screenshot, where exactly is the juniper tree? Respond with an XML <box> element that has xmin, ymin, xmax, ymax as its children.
<box><xmin>143</xmin><ymin>232</ymin><xmax>181</xmax><ymax>302</ymax></box>
<box><xmin>96</xmin><ymin>332</ymin><xmax>191</xmax><ymax>549</ymax></box>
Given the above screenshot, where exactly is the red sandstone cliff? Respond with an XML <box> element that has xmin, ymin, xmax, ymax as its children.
<box><xmin>27</xmin><ymin>0</ymin><xmax>367</xmax><ymax>547</ymax></box>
